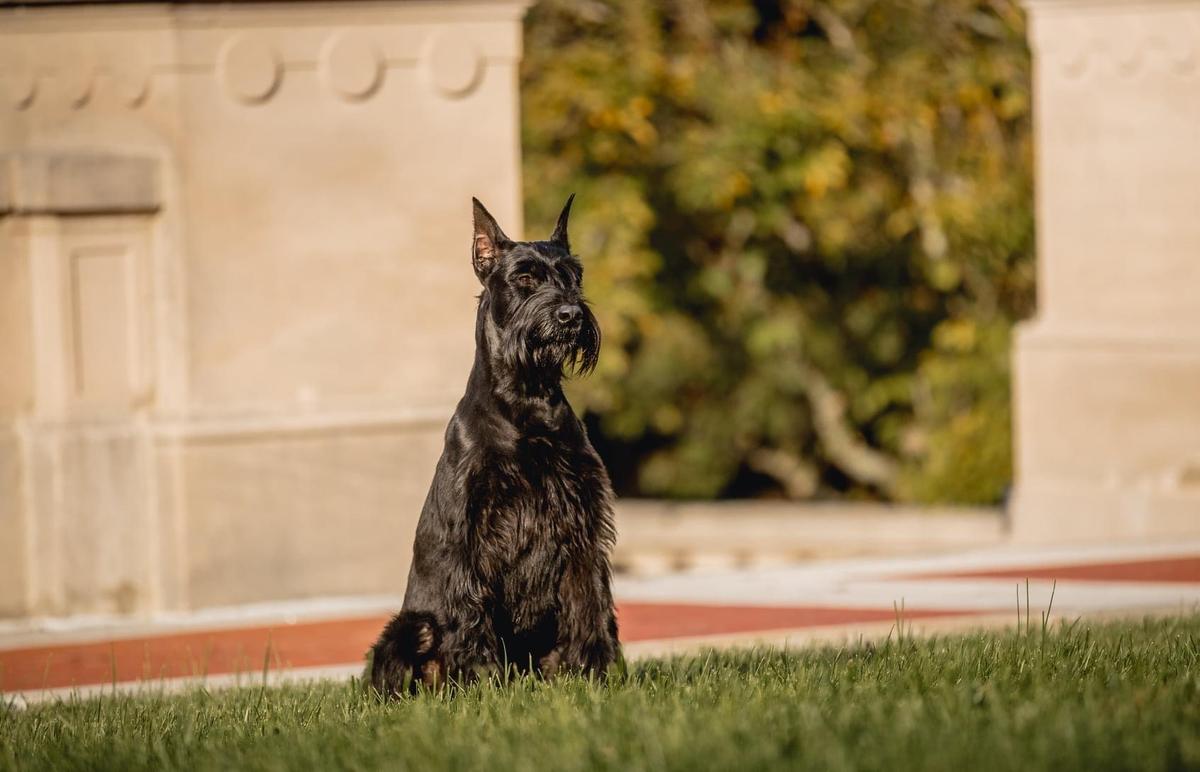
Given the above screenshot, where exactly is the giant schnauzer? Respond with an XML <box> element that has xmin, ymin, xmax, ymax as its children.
<box><xmin>368</xmin><ymin>196</ymin><xmax>619</xmax><ymax>695</ymax></box>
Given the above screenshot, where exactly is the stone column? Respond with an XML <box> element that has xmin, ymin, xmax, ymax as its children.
<box><xmin>1012</xmin><ymin>0</ymin><xmax>1200</xmax><ymax>541</ymax></box>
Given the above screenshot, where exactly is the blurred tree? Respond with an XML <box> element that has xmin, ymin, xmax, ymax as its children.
<box><xmin>522</xmin><ymin>0</ymin><xmax>1033</xmax><ymax>504</ymax></box>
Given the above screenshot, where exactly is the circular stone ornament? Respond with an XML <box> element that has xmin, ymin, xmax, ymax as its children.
<box><xmin>2</xmin><ymin>73</ymin><xmax>38</xmax><ymax>110</ymax></box>
<box><xmin>321</xmin><ymin>30</ymin><xmax>385</xmax><ymax>101</ymax></box>
<box><xmin>64</xmin><ymin>68</ymin><xmax>95</xmax><ymax>109</ymax></box>
<box><xmin>1161</xmin><ymin>28</ymin><xmax>1198</xmax><ymax>75</ymax></box>
<box><xmin>1057</xmin><ymin>37</ymin><xmax>1092</xmax><ymax>79</ymax></box>
<box><xmin>219</xmin><ymin>33</ymin><xmax>282</xmax><ymax>104</ymax></box>
<box><xmin>109</xmin><ymin>65</ymin><xmax>151</xmax><ymax>108</ymax></box>
<box><xmin>424</xmin><ymin>31</ymin><xmax>483</xmax><ymax>98</ymax></box>
<box><xmin>1169</xmin><ymin>47</ymin><xmax>1198</xmax><ymax>76</ymax></box>
<box><xmin>1114</xmin><ymin>36</ymin><xmax>1146</xmax><ymax>76</ymax></box>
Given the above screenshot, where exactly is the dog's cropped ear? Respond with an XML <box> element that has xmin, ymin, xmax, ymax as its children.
<box><xmin>472</xmin><ymin>197</ymin><xmax>510</xmax><ymax>282</ymax></box>
<box><xmin>549</xmin><ymin>193</ymin><xmax>575</xmax><ymax>251</ymax></box>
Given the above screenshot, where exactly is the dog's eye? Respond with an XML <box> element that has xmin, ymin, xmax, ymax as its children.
<box><xmin>514</xmin><ymin>274</ymin><xmax>537</xmax><ymax>289</ymax></box>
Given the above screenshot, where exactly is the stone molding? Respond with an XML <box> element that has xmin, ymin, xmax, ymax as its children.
<box><xmin>0</xmin><ymin>152</ymin><xmax>161</xmax><ymax>215</ymax></box>
<box><xmin>1017</xmin><ymin>321</ymin><xmax>1200</xmax><ymax>352</ymax></box>
<box><xmin>15</xmin><ymin>405</ymin><xmax>456</xmax><ymax>443</ymax></box>
<box><xmin>1026</xmin><ymin>0</ymin><xmax>1200</xmax><ymax>79</ymax></box>
<box><xmin>155</xmin><ymin>405</ymin><xmax>455</xmax><ymax>444</ymax></box>
<box><xmin>0</xmin><ymin>1</ymin><xmax>527</xmax><ymax>111</ymax></box>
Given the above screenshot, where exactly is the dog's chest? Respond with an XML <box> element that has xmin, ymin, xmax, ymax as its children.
<box><xmin>473</xmin><ymin>443</ymin><xmax>591</xmax><ymax>591</ymax></box>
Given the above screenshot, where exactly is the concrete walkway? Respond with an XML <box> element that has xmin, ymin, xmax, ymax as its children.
<box><xmin>3</xmin><ymin>539</ymin><xmax>1199</xmax><ymax>704</ymax></box>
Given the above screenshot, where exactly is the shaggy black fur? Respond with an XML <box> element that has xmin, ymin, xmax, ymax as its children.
<box><xmin>368</xmin><ymin>196</ymin><xmax>619</xmax><ymax>695</ymax></box>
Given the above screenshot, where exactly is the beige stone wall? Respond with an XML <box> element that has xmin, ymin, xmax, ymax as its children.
<box><xmin>0</xmin><ymin>220</ymin><xmax>34</xmax><ymax>617</ymax></box>
<box><xmin>0</xmin><ymin>1</ymin><xmax>529</xmax><ymax>617</ymax></box>
<box><xmin>0</xmin><ymin>427</ymin><xmax>28</xmax><ymax>618</ymax></box>
<box><xmin>1012</xmin><ymin>0</ymin><xmax>1200</xmax><ymax>541</ymax></box>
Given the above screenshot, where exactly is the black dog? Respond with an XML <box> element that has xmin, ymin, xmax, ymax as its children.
<box><xmin>368</xmin><ymin>196</ymin><xmax>620</xmax><ymax>695</ymax></box>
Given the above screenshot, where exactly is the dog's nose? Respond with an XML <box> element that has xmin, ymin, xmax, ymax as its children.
<box><xmin>555</xmin><ymin>304</ymin><xmax>582</xmax><ymax>325</ymax></box>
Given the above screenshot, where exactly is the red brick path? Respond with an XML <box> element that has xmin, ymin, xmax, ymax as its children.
<box><xmin>4</xmin><ymin>553</ymin><xmax>1199</xmax><ymax>694</ymax></box>
<box><xmin>0</xmin><ymin>603</ymin><xmax>971</xmax><ymax>693</ymax></box>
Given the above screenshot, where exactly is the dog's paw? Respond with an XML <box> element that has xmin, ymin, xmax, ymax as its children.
<box><xmin>414</xmin><ymin>620</ymin><xmax>435</xmax><ymax>657</ymax></box>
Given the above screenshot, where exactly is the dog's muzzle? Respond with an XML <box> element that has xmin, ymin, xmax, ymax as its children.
<box><xmin>555</xmin><ymin>303</ymin><xmax>582</xmax><ymax>327</ymax></box>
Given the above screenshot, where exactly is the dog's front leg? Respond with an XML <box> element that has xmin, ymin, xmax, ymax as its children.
<box><xmin>441</xmin><ymin>614</ymin><xmax>499</xmax><ymax>683</ymax></box>
<box><xmin>549</xmin><ymin>558</ymin><xmax>620</xmax><ymax>677</ymax></box>
<box><xmin>436</xmin><ymin>565</ymin><xmax>501</xmax><ymax>684</ymax></box>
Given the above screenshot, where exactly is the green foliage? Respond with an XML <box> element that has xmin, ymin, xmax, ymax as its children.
<box><xmin>522</xmin><ymin>0</ymin><xmax>1034</xmax><ymax>502</ymax></box>
<box><xmin>6</xmin><ymin>615</ymin><xmax>1200</xmax><ymax>770</ymax></box>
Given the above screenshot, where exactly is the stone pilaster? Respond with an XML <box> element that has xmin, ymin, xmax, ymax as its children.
<box><xmin>1012</xmin><ymin>0</ymin><xmax>1200</xmax><ymax>541</ymax></box>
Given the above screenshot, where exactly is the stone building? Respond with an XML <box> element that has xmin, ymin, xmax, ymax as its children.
<box><xmin>0</xmin><ymin>0</ymin><xmax>528</xmax><ymax>617</ymax></box>
<box><xmin>3</xmin><ymin>0</ymin><xmax>1198</xmax><ymax>624</ymax></box>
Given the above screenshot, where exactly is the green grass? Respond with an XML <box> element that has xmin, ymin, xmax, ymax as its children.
<box><xmin>3</xmin><ymin>614</ymin><xmax>1200</xmax><ymax>771</ymax></box>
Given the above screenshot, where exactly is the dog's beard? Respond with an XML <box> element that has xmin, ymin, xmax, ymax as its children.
<box><xmin>500</xmin><ymin>295</ymin><xmax>600</xmax><ymax>378</ymax></box>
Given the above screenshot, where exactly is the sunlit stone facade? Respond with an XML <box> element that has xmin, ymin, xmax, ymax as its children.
<box><xmin>0</xmin><ymin>0</ymin><xmax>528</xmax><ymax>616</ymax></box>
<box><xmin>1012</xmin><ymin>0</ymin><xmax>1200</xmax><ymax>541</ymax></box>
